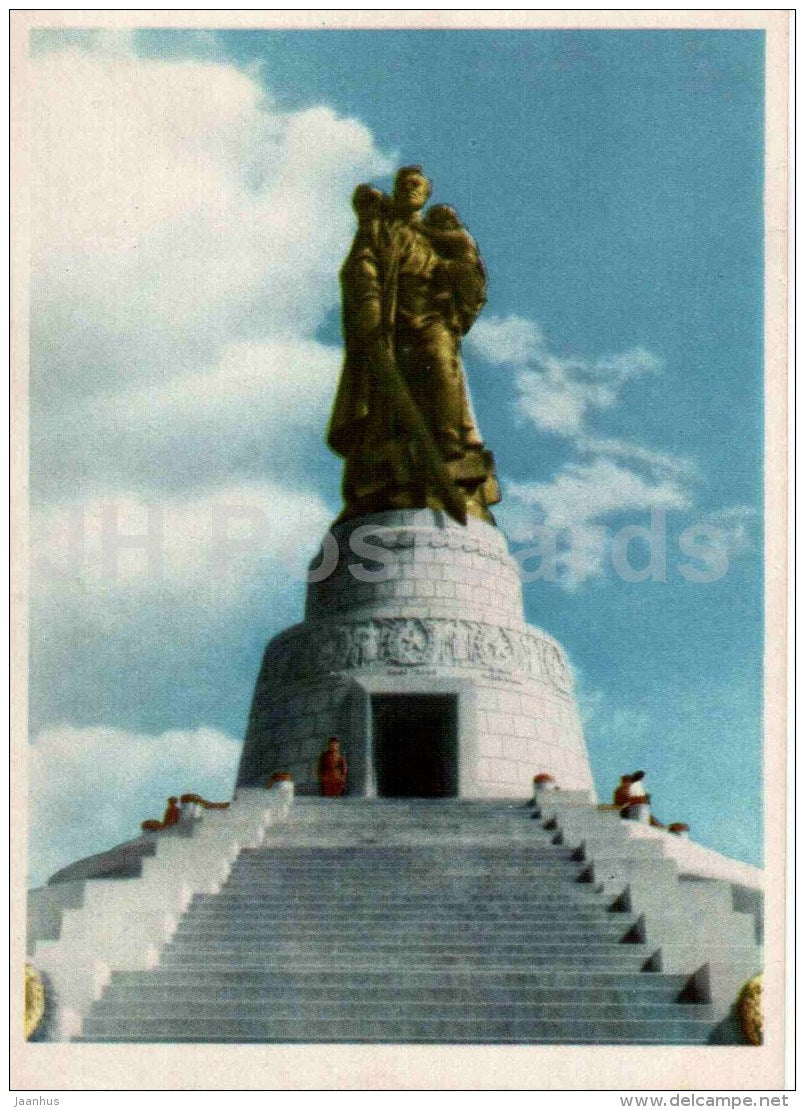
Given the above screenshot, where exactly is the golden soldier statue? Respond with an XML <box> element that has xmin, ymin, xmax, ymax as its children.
<box><xmin>327</xmin><ymin>166</ymin><xmax>501</xmax><ymax>525</ymax></box>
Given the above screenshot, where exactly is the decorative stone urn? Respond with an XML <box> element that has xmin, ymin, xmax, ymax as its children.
<box><xmin>621</xmin><ymin>803</ymin><xmax>652</xmax><ymax>825</ymax></box>
<box><xmin>267</xmin><ymin>772</ymin><xmax>295</xmax><ymax>803</ymax></box>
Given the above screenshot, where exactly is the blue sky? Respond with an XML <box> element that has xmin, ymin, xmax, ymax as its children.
<box><xmin>28</xmin><ymin>28</ymin><xmax>765</xmax><ymax>884</ymax></box>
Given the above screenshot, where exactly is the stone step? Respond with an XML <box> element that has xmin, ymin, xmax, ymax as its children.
<box><xmin>239</xmin><ymin>845</ymin><xmax>571</xmax><ymax>856</ymax></box>
<box><xmin>237</xmin><ymin>850</ymin><xmax>572</xmax><ymax>861</ymax></box>
<box><xmin>277</xmin><ymin>826</ymin><xmax>547</xmax><ymax>835</ymax></box>
<box><xmin>234</xmin><ymin>859</ymin><xmax>580</xmax><ymax>868</ymax></box>
<box><xmin>289</xmin><ymin>803</ymin><xmax>534</xmax><ymax>815</ymax></box>
<box><xmin>226</xmin><ymin>874</ymin><xmax>586</xmax><ymax>883</ymax></box>
<box><xmin>213</xmin><ymin>882</ymin><xmax>601</xmax><ymax>894</ymax></box>
<box><xmin>258</xmin><ymin>839</ymin><xmax>557</xmax><ymax>849</ymax></box>
<box><xmin>77</xmin><ymin>1016</ymin><xmax>715</xmax><ymax>1043</ymax></box>
<box><xmin>185</xmin><ymin>908</ymin><xmax>628</xmax><ymax>924</ymax></box>
<box><xmin>192</xmin><ymin>893</ymin><xmax>615</xmax><ymax>908</ymax></box>
<box><xmin>269</xmin><ymin>826</ymin><xmax>547</xmax><ymax>837</ymax></box>
<box><xmin>287</xmin><ymin>834</ymin><xmax>553</xmax><ymax>839</ymax></box>
<box><xmin>277</xmin><ymin>825</ymin><xmax>544</xmax><ymax>834</ymax></box>
<box><xmin>193</xmin><ymin>894</ymin><xmax>622</xmax><ymax>910</ymax></box>
<box><xmin>219</xmin><ymin>876</ymin><xmax>591</xmax><ymax>888</ymax></box>
<box><xmin>229</xmin><ymin>870</ymin><xmax>582</xmax><ymax>882</ymax></box>
<box><xmin>233</xmin><ymin>856</ymin><xmax>579</xmax><ymax>867</ymax></box>
<box><xmin>163</xmin><ymin>941</ymin><xmax>640</xmax><ymax>959</ymax></box>
<box><xmin>264</xmin><ymin>829</ymin><xmax>558</xmax><ymax>835</ymax></box>
<box><xmin>291</xmin><ymin>804</ymin><xmax>534</xmax><ymax>812</ymax></box>
<box><xmin>205</xmin><ymin>894</ymin><xmax>606</xmax><ymax>909</ymax></box>
<box><xmin>224</xmin><ymin>888</ymin><xmax>587</xmax><ymax>899</ymax></box>
<box><xmin>205</xmin><ymin>888</ymin><xmax>604</xmax><ymax>905</ymax></box>
<box><xmin>99</xmin><ymin>983</ymin><xmax>687</xmax><ymax>1006</ymax></box>
<box><xmin>233</xmin><ymin>863</ymin><xmax>575</xmax><ymax>874</ymax></box>
<box><xmin>78</xmin><ymin>1031</ymin><xmax>712</xmax><ymax>1045</ymax></box>
<box><xmin>163</xmin><ymin>932</ymin><xmax>644</xmax><ymax>949</ymax></box>
<box><xmin>173</xmin><ymin>919</ymin><xmax>630</xmax><ymax>936</ymax></box>
<box><xmin>242</xmin><ymin>842</ymin><xmax>566</xmax><ymax>853</ymax></box>
<box><xmin>74</xmin><ymin>791</ymin><xmax>738</xmax><ymax>1046</ymax></box>
<box><xmin>259</xmin><ymin>834</ymin><xmax>555</xmax><ymax>843</ymax></box>
<box><xmin>88</xmin><ymin>1001</ymin><xmax>713</xmax><ymax>1023</ymax></box>
<box><xmin>71</xmin><ymin>789</ymin><xmax>739</xmax><ymax>1045</ymax></box>
<box><xmin>108</xmin><ymin>968</ymin><xmax>681</xmax><ymax>990</ymax></box>
<box><xmin>158</xmin><ymin>952</ymin><xmax>647</xmax><ymax>969</ymax></box>
<box><xmin>155</xmin><ymin>950</ymin><xmax>648</xmax><ymax>967</ymax></box>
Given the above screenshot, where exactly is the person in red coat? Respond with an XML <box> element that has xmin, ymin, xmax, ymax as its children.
<box><xmin>613</xmin><ymin>771</ymin><xmax>651</xmax><ymax>808</ymax></box>
<box><xmin>318</xmin><ymin>737</ymin><xmax>348</xmax><ymax>797</ymax></box>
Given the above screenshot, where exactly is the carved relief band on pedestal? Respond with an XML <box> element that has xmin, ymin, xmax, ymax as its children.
<box><xmin>262</xmin><ymin>617</ymin><xmax>573</xmax><ymax>696</ymax></box>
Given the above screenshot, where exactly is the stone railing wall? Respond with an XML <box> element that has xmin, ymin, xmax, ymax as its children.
<box><xmin>28</xmin><ymin>786</ymin><xmax>292</xmax><ymax>1040</ymax></box>
<box><xmin>535</xmin><ymin>791</ymin><xmax>763</xmax><ymax>1035</ymax></box>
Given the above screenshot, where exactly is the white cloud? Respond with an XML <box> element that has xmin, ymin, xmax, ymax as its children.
<box><xmin>25</xmin><ymin>41</ymin><xmax>385</xmax><ymax>860</ymax></box>
<box><xmin>502</xmin><ymin>456</ymin><xmax>692</xmax><ymax>586</ymax></box>
<box><xmin>35</xmin><ymin>338</ymin><xmax>343</xmax><ymax>497</ymax></box>
<box><xmin>577</xmin><ymin>685</ymin><xmax>652</xmax><ymax>749</ymax></box>
<box><xmin>509</xmin><ymin>457</ymin><xmax>691</xmax><ymax>530</ymax></box>
<box><xmin>467</xmin><ymin>314</ymin><xmax>712</xmax><ymax>584</ymax></box>
<box><xmin>700</xmin><ymin>505</ymin><xmax>757</xmax><ymax>558</ymax></box>
<box><xmin>28</xmin><ymin>480</ymin><xmax>334</xmax><ymax>750</ymax></box>
<box><xmin>33</xmin><ymin>482</ymin><xmax>333</xmax><ymax>601</ymax></box>
<box><xmin>30</xmin><ymin>39</ymin><xmax>392</xmax><ymax>498</ymax></box>
<box><xmin>29</xmin><ymin>725</ymin><xmax>242</xmax><ymax>887</ymax></box>
<box><xmin>468</xmin><ymin>314</ymin><xmax>661</xmax><ymax>437</ymax></box>
<box><xmin>573</xmin><ymin>436</ymin><xmax>698</xmax><ymax>482</ymax></box>
<box><xmin>466</xmin><ymin>315</ymin><xmax>546</xmax><ymax>367</ymax></box>
<box><xmin>30</xmin><ymin>36</ymin><xmax>388</xmax><ymax>882</ymax></box>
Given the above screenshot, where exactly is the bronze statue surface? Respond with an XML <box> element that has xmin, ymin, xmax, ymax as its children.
<box><xmin>327</xmin><ymin>166</ymin><xmax>501</xmax><ymax>525</ymax></box>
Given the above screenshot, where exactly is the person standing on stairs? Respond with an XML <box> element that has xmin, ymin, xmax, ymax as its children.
<box><xmin>318</xmin><ymin>737</ymin><xmax>348</xmax><ymax>797</ymax></box>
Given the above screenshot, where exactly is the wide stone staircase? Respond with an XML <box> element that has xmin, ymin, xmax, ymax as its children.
<box><xmin>76</xmin><ymin>797</ymin><xmax>737</xmax><ymax>1044</ymax></box>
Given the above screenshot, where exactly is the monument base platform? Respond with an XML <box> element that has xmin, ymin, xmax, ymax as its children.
<box><xmin>238</xmin><ymin>509</ymin><xmax>594</xmax><ymax>797</ymax></box>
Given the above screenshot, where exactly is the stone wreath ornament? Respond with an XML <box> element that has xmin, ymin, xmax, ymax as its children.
<box><xmin>738</xmin><ymin>974</ymin><xmax>762</xmax><ymax>1045</ymax></box>
<box><xmin>24</xmin><ymin>963</ymin><xmax>45</xmax><ymax>1040</ymax></box>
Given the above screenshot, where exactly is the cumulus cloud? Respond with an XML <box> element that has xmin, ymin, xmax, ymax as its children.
<box><xmin>30</xmin><ymin>37</ymin><xmax>392</xmax><ymax>499</ymax></box>
<box><xmin>29</xmin><ymin>482</ymin><xmax>334</xmax><ymax>736</ymax></box>
<box><xmin>34</xmin><ymin>339</ymin><xmax>343</xmax><ymax>498</ymax></box>
<box><xmin>468</xmin><ymin>315</ymin><xmax>693</xmax><ymax>582</ymax></box>
<box><xmin>29</xmin><ymin>725</ymin><xmax>242</xmax><ymax>887</ymax></box>
<box><xmin>32</xmin><ymin>482</ymin><xmax>333</xmax><ymax>598</ymax></box>
<box><xmin>26</xmin><ymin>36</ymin><xmax>394</xmax><ymax>881</ymax></box>
<box><xmin>468</xmin><ymin>314</ymin><xmax>661</xmax><ymax>437</ymax></box>
<box><xmin>502</xmin><ymin>457</ymin><xmax>692</xmax><ymax>586</ymax></box>
<box><xmin>573</xmin><ymin>436</ymin><xmax>698</xmax><ymax>482</ymax></box>
<box><xmin>28</xmin><ymin>37</ymin><xmax>386</xmax><ymax>629</ymax></box>
<box><xmin>467</xmin><ymin>314</ymin><xmax>750</xmax><ymax>584</ymax></box>
<box><xmin>467</xmin><ymin>315</ymin><xmax>545</xmax><ymax>368</ymax></box>
<box><xmin>508</xmin><ymin>457</ymin><xmax>691</xmax><ymax>530</ymax></box>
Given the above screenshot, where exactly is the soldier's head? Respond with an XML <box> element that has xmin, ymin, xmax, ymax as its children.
<box><xmin>393</xmin><ymin>165</ymin><xmax>432</xmax><ymax>213</ymax></box>
<box><xmin>328</xmin><ymin>736</ymin><xmax>340</xmax><ymax>749</ymax></box>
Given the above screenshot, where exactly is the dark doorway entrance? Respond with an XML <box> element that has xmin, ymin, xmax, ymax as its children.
<box><xmin>372</xmin><ymin>694</ymin><xmax>458</xmax><ymax>797</ymax></box>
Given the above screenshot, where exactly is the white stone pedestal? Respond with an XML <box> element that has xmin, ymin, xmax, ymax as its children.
<box><xmin>238</xmin><ymin>509</ymin><xmax>595</xmax><ymax>798</ymax></box>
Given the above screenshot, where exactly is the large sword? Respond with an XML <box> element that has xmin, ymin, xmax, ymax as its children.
<box><xmin>366</xmin><ymin>331</ymin><xmax>468</xmax><ymax>527</ymax></box>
